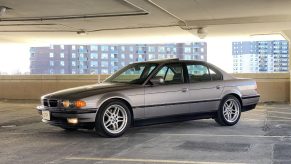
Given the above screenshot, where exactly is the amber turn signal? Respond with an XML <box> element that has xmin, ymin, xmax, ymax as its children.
<box><xmin>74</xmin><ymin>100</ymin><xmax>86</xmax><ymax>108</ymax></box>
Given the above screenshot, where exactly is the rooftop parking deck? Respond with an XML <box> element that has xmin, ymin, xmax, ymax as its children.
<box><xmin>0</xmin><ymin>100</ymin><xmax>291</xmax><ymax>164</ymax></box>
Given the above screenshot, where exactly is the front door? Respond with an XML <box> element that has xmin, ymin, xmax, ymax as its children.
<box><xmin>144</xmin><ymin>63</ymin><xmax>190</xmax><ymax>118</ymax></box>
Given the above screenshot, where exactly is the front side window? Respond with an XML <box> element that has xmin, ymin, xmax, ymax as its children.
<box><xmin>154</xmin><ymin>63</ymin><xmax>184</xmax><ymax>84</ymax></box>
<box><xmin>105</xmin><ymin>63</ymin><xmax>157</xmax><ymax>84</ymax></box>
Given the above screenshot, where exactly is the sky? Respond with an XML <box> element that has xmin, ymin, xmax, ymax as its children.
<box><xmin>0</xmin><ymin>35</ymin><xmax>286</xmax><ymax>74</ymax></box>
<box><xmin>0</xmin><ymin>44</ymin><xmax>30</xmax><ymax>74</ymax></box>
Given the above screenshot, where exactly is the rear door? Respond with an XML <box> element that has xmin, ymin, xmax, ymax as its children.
<box><xmin>186</xmin><ymin>62</ymin><xmax>223</xmax><ymax>113</ymax></box>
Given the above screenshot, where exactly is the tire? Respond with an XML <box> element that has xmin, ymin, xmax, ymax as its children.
<box><xmin>95</xmin><ymin>100</ymin><xmax>131</xmax><ymax>137</ymax></box>
<box><xmin>215</xmin><ymin>95</ymin><xmax>241</xmax><ymax>126</ymax></box>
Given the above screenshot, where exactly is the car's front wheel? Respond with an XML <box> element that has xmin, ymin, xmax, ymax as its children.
<box><xmin>95</xmin><ymin>100</ymin><xmax>131</xmax><ymax>137</ymax></box>
<box><xmin>215</xmin><ymin>95</ymin><xmax>241</xmax><ymax>126</ymax></box>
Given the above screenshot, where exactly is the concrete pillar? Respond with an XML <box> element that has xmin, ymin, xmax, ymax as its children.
<box><xmin>282</xmin><ymin>31</ymin><xmax>291</xmax><ymax>103</ymax></box>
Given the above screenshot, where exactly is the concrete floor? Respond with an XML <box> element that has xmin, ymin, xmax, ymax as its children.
<box><xmin>0</xmin><ymin>101</ymin><xmax>291</xmax><ymax>164</ymax></box>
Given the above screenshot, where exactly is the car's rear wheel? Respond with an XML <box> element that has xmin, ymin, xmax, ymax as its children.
<box><xmin>95</xmin><ymin>100</ymin><xmax>131</xmax><ymax>137</ymax></box>
<box><xmin>215</xmin><ymin>95</ymin><xmax>241</xmax><ymax>126</ymax></box>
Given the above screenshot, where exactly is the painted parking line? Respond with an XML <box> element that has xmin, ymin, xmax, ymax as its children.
<box><xmin>65</xmin><ymin>157</ymin><xmax>246</xmax><ymax>164</ymax></box>
<box><xmin>136</xmin><ymin>133</ymin><xmax>291</xmax><ymax>138</ymax></box>
<box><xmin>242</xmin><ymin>119</ymin><xmax>291</xmax><ymax>122</ymax></box>
<box><xmin>267</xmin><ymin>111</ymin><xmax>291</xmax><ymax>115</ymax></box>
<box><xmin>268</xmin><ymin>116</ymin><xmax>291</xmax><ymax>120</ymax></box>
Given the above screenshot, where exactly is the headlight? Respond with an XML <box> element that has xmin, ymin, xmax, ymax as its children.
<box><xmin>62</xmin><ymin>100</ymin><xmax>70</xmax><ymax>108</ymax></box>
<box><xmin>62</xmin><ymin>100</ymin><xmax>86</xmax><ymax>109</ymax></box>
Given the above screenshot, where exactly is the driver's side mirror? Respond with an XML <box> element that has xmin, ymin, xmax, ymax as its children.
<box><xmin>150</xmin><ymin>76</ymin><xmax>164</xmax><ymax>85</ymax></box>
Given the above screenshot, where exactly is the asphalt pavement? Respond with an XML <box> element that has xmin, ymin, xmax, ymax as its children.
<box><xmin>0</xmin><ymin>100</ymin><xmax>291</xmax><ymax>164</ymax></box>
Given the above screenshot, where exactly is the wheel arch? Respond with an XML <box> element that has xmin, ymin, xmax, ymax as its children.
<box><xmin>97</xmin><ymin>97</ymin><xmax>134</xmax><ymax>126</ymax></box>
<box><xmin>221</xmin><ymin>93</ymin><xmax>242</xmax><ymax>107</ymax></box>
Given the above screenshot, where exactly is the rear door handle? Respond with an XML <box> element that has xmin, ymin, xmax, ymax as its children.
<box><xmin>181</xmin><ymin>88</ymin><xmax>189</xmax><ymax>92</ymax></box>
<box><xmin>216</xmin><ymin>85</ymin><xmax>222</xmax><ymax>89</ymax></box>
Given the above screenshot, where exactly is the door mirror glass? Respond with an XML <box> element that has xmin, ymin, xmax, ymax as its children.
<box><xmin>150</xmin><ymin>76</ymin><xmax>164</xmax><ymax>85</ymax></box>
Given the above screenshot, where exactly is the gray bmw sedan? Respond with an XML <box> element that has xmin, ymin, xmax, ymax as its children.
<box><xmin>37</xmin><ymin>59</ymin><xmax>260</xmax><ymax>137</ymax></box>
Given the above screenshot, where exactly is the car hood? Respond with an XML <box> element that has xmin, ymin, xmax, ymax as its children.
<box><xmin>43</xmin><ymin>82</ymin><xmax>139</xmax><ymax>100</ymax></box>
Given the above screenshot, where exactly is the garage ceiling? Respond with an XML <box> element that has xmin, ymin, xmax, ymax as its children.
<box><xmin>0</xmin><ymin>0</ymin><xmax>291</xmax><ymax>43</ymax></box>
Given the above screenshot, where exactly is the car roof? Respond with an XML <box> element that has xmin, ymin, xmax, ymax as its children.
<box><xmin>133</xmin><ymin>58</ymin><xmax>208</xmax><ymax>64</ymax></box>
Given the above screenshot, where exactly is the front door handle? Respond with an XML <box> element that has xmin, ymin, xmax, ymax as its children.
<box><xmin>181</xmin><ymin>88</ymin><xmax>189</xmax><ymax>92</ymax></box>
<box><xmin>216</xmin><ymin>85</ymin><xmax>222</xmax><ymax>89</ymax></box>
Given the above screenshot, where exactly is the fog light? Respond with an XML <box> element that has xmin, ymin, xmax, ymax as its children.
<box><xmin>67</xmin><ymin>118</ymin><xmax>78</xmax><ymax>124</ymax></box>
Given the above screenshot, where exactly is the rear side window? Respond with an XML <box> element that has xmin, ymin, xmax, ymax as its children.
<box><xmin>209</xmin><ymin>67</ymin><xmax>223</xmax><ymax>81</ymax></box>
<box><xmin>187</xmin><ymin>64</ymin><xmax>211</xmax><ymax>82</ymax></box>
<box><xmin>187</xmin><ymin>63</ymin><xmax>223</xmax><ymax>83</ymax></box>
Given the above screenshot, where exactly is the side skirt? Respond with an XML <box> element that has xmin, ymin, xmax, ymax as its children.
<box><xmin>133</xmin><ymin>111</ymin><xmax>216</xmax><ymax>127</ymax></box>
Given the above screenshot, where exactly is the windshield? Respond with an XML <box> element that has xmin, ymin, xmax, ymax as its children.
<box><xmin>104</xmin><ymin>63</ymin><xmax>158</xmax><ymax>84</ymax></box>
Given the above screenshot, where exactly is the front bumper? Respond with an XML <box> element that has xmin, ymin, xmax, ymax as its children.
<box><xmin>37</xmin><ymin>105</ymin><xmax>97</xmax><ymax>128</ymax></box>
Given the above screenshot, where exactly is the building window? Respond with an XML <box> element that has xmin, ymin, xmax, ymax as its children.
<box><xmin>101</xmin><ymin>53</ymin><xmax>108</xmax><ymax>59</ymax></box>
<box><xmin>129</xmin><ymin>54</ymin><xmax>133</xmax><ymax>59</ymax></box>
<box><xmin>121</xmin><ymin>54</ymin><xmax>125</xmax><ymax>59</ymax></box>
<box><xmin>72</xmin><ymin>61</ymin><xmax>76</xmax><ymax>66</ymax></box>
<box><xmin>49</xmin><ymin>61</ymin><xmax>54</xmax><ymax>66</ymax></box>
<box><xmin>91</xmin><ymin>61</ymin><xmax>98</xmax><ymax>67</ymax></box>
<box><xmin>184</xmin><ymin>47</ymin><xmax>191</xmax><ymax>53</ymax></box>
<box><xmin>91</xmin><ymin>53</ymin><xmax>98</xmax><ymax>59</ymax></box>
<box><xmin>110</xmin><ymin>46</ymin><xmax>115</xmax><ymax>51</ymax></box>
<box><xmin>60</xmin><ymin>61</ymin><xmax>65</xmax><ymax>66</ymax></box>
<box><xmin>60</xmin><ymin>45</ymin><xmax>64</xmax><ymax>50</ymax></box>
<box><xmin>80</xmin><ymin>54</ymin><xmax>84</xmax><ymax>58</ymax></box>
<box><xmin>101</xmin><ymin>46</ymin><xmax>109</xmax><ymax>51</ymax></box>
<box><xmin>79</xmin><ymin>45</ymin><xmax>84</xmax><ymax>50</ymax></box>
<box><xmin>90</xmin><ymin>69</ymin><xmax>97</xmax><ymax>74</ymax></box>
<box><xmin>60</xmin><ymin>53</ymin><xmax>64</xmax><ymax>58</ymax></box>
<box><xmin>148</xmin><ymin>46</ymin><xmax>155</xmax><ymax>52</ymax></box>
<box><xmin>50</xmin><ymin>45</ymin><xmax>54</xmax><ymax>49</ymax></box>
<box><xmin>129</xmin><ymin>46</ymin><xmax>134</xmax><ymax>52</ymax></box>
<box><xmin>158</xmin><ymin>54</ymin><xmax>165</xmax><ymax>59</ymax></box>
<box><xmin>184</xmin><ymin>55</ymin><xmax>191</xmax><ymax>60</ymax></box>
<box><xmin>173</xmin><ymin>48</ymin><xmax>177</xmax><ymax>53</ymax></box>
<box><xmin>158</xmin><ymin>47</ymin><xmax>165</xmax><ymax>52</ymax></box>
<box><xmin>91</xmin><ymin>45</ymin><xmax>98</xmax><ymax>51</ymax></box>
<box><xmin>101</xmin><ymin>61</ymin><xmax>108</xmax><ymax>67</ymax></box>
<box><xmin>49</xmin><ymin>53</ymin><xmax>54</xmax><ymax>58</ymax></box>
<box><xmin>60</xmin><ymin>69</ymin><xmax>65</xmax><ymax>74</ymax></box>
<box><xmin>121</xmin><ymin>46</ymin><xmax>125</xmax><ymax>51</ymax></box>
<box><xmin>72</xmin><ymin>45</ymin><xmax>76</xmax><ymax>50</ymax></box>
<box><xmin>72</xmin><ymin>53</ymin><xmax>76</xmax><ymax>58</ymax></box>
<box><xmin>49</xmin><ymin>69</ymin><xmax>54</xmax><ymax>74</ymax></box>
<box><xmin>72</xmin><ymin>69</ymin><xmax>76</xmax><ymax>74</ymax></box>
<box><xmin>101</xmin><ymin>69</ymin><xmax>108</xmax><ymax>74</ymax></box>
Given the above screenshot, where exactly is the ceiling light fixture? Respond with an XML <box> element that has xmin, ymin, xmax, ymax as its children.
<box><xmin>0</xmin><ymin>6</ymin><xmax>7</xmax><ymax>16</ymax></box>
<box><xmin>197</xmin><ymin>27</ymin><xmax>207</xmax><ymax>39</ymax></box>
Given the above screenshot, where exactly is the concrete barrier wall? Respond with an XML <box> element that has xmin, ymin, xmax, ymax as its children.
<box><xmin>233</xmin><ymin>73</ymin><xmax>290</xmax><ymax>103</ymax></box>
<box><xmin>0</xmin><ymin>73</ymin><xmax>289</xmax><ymax>102</ymax></box>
